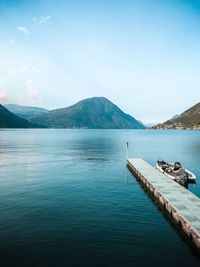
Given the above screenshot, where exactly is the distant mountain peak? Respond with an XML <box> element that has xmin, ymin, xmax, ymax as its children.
<box><xmin>31</xmin><ymin>97</ymin><xmax>145</xmax><ymax>129</ymax></box>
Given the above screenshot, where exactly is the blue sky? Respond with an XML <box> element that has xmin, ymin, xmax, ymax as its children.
<box><xmin>0</xmin><ymin>0</ymin><xmax>200</xmax><ymax>122</ymax></box>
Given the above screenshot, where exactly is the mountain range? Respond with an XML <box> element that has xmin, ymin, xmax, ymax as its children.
<box><xmin>2</xmin><ymin>97</ymin><xmax>145</xmax><ymax>129</ymax></box>
<box><xmin>2</xmin><ymin>97</ymin><xmax>199</xmax><ymax>129</ymax></box>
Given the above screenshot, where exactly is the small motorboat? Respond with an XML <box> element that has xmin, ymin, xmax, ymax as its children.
<box><xmin>156</xmin><ymin>160</ymin><xmax>196</xmax><ymax>184</ymax></box>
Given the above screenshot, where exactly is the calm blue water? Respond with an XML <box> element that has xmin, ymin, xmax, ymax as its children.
<box><xmin>0</xmin><ymin>129</ymin><xmax>200</xmax><ymax>267</ymax></box>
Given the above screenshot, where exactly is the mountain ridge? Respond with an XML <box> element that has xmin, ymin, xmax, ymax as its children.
<box><xmin>0</xmin><ymin>104</ymin><xmax>39</xmax><ymax>128</ymax></box>
<box><xmin>4</xmin><ymin>104</ymin><xmax>48</xmax><ymax>121</ymax></box>
<box><xmin>31</xmin><ymin>97</ymin><xmax>145</xmax><ymax>129</ymax></box>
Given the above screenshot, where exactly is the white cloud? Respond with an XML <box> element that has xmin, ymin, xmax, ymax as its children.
<box><xmin>19</xmin><ymin>64</ymin><xmax>30</xmax><ymax>72</ymax></box>
<box><xmin>0</xmin><ymin>89</ymin><xmax>9</xmax><ymax>103</ymax></box>
<box><xmin>9</xmin><ymin>40</ymin><xmax>15</xmax><ymax>45</ymax></box>
<box><xmin>17</xmin><ymin>26</ymin><xmax>30</xmax><ymax>34</ymax></box>
<box><xmin>33</xmin><ymin>15</ymin><xmax>51</xmax><ymax>23</ymax></box>
<box><xmin>26</xmin><ymin>80</ymin><xmax>40</xmax><ymax>99</ymax></box>
<box><xmin>20</xmin><ymin>80</ymin><xmax>41</xmax><ymax>104</ymax></box>
<box><xmin>1</xmin><ymin>67</ymin><xmax>16</xmax><ymax>78</ymax></box>
<box><xmin>39</xmin><ymin>15</ymin><xmax>51</xmax><ymax>23</ymax></box>
<box><xmin>19</xmin><ymin>64</ymin><xmax>40</xmax><ymax>73</ymax></box>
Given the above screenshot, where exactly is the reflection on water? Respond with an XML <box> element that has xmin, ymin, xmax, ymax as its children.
<box><xmin>0</xmin><ymin>129</ymin><xmax>200</xmax><ymax>267</ymax></box>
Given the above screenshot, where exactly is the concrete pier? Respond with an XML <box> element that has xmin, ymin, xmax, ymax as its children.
<box><xmin>127</xmin><ymin>158</ymin><xmax>200</xmax><ymax>251</ymax></box>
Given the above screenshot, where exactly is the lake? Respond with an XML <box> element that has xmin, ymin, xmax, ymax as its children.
<box><xmin>0</xmin><ymin>129</ymin><xmax>200</xmax><ymax>267</ymax></box>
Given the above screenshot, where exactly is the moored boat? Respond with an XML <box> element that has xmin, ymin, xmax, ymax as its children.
<box><xmin>156</xmin><ymin>160</ymin><xmax>196</xmax><ymax>184</ymax></box>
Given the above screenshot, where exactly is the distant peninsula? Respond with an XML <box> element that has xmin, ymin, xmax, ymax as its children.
<box><xmin>153</xmin><ymin>102</ymin><xmax>200</xmax><ymax>130</ymax></box>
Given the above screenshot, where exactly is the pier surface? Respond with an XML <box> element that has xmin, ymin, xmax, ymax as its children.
<box><xmin>128</xmin><ymin>158</ymin><xmax>200</xmax><ymax>250</ymax></box>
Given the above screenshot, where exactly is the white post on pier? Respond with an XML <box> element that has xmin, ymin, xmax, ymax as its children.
<box><xmin>125</xmin><ymin>141</ymin><xmax>129</xmax><ymax>159</ymax></box>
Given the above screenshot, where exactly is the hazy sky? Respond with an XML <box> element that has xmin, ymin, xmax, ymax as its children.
<box><xmin>0</xmin><ymin>0</ymin><xmax>200</xmax><ymax>122</ymax></box>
